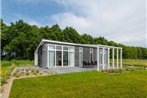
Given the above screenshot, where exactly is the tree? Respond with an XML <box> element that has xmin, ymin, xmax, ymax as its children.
<box><xmin>1</xmin><ymin>19</ymin><xmax>147</xmax><ymax>60</ymax></box>
<box><xmin>63</xmin><ymin>27</ymin><xmax>81</xmax><ymax>43</ymax></box>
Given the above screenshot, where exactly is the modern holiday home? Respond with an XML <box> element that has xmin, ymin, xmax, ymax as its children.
<box><xmin>34</xmin><ymin>39</ymin><xmax>122</xmax><ymax>70</ymax></box>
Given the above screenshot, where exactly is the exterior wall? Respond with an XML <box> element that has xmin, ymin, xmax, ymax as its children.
<box><xmin>83</xmin><ymin>47</ymin><xmax>90</xmax><ymax>62</ymax></box>
<box><xmin>41</xmin><ymin>43</ymin><xmax>48</xmax><ymax>68</ymax></box>
<box><xmin>83</xmin><ymin>47</ymin><xmax>97</xmax><ymax>62</ymax></box>
<box><xmin>93</xmin><ymin>48</ymin><xmax>97</xmax><ymax>62</ymax></box>
<box><xmin>38</xmin><ymin>46</ymin><xmax>42</xmax><ymax>67</ymax></box>
<box><xmin>105</xmin><ymin>49</ymin><xmax>108</xmax><ymax>68</ymax></box>
<box><xmin>37</xmin><ymin>42</ymin><xmax>110</xmax><ymax>68</ymax></box>
<box><xmin>35</xmin><ymin>40</ymin><xmax>122</xmax><ymax>70</ymax></box>
<box><xmin>75</xmin><ymin>46</ymin><xmax>79</xmax><ymax>67</ymax></box>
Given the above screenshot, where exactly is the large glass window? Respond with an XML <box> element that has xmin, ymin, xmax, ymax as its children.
<box><xmin>56</xmin><ymin>45</ymin><xmax>62</xmax><ymax>50</ymax></box>
<box><xmin>63</xmin><ymin>51</ymin><xmax>68</xmax><ymax>66</ymax></box>
<box><xmin>49</xmin><ymin>44</ymin><xmax>55</xmax><ymax>49</ymax></box>
<box><xmin>63</xmin><ymin>46</ymin><xmax>68</xmax><ymax>50</ymax></box>
<box><xmin>56</xmin><ymin>51</ymin><xmax>62</xmax><ymax>66</ymax></box>
<box><xmin>69</xmin><ymin>46</ymin><xmax>74</xmax><ymax>51</ymax></box>
<box><xmin>48</xmin><ymin>44</ymin><xmax>75</xmax><ymax>67</ymax></box>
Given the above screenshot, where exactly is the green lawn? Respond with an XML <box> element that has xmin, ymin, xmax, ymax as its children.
<box><xmin>9</xmin><ymin>70</ymin><xmax>147</xmax><ymax>98</ymax></box>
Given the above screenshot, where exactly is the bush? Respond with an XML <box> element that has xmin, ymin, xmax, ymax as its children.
<box><xmin>1</xmin><ymin>60</ymin><xmax>33</xmax><ymax>86</ymax></box>
<box><xmin>102</xmin><ymin>66</ymin><xmax>145</xmax><ymax>74</ymax></box>
<box><xmin>102</xmin><ymin>68</ymin><xmax>123</xmax><ymax>73</ymax></box>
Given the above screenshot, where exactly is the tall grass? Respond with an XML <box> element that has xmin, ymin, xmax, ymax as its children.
<box><xmin>1</xmin><ymin>60</ymin><xmax>33</xmax><ymax>85</ymax></box>
<box><xmin>123</xmin><ymin>59</ymin><xmax>147</xmax><ymax>67</ymax></box>
<box><xmin>110</xmin><ymin>59</ymin><xmax>147</xmax><ymax>67</ymax></box>
<box><xmin>1</xmin><ymin>60</ymin><xmax>33</xmax><ymax>67</ymax></box>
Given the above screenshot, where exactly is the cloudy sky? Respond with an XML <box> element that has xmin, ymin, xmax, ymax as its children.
<box><xmin>2</xmin><ymin>0</ymin><xmax>147</xmax><ymax>48</ymax></box>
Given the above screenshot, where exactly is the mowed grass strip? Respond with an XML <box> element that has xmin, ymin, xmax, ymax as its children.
<box><xmin>9</xmin><ymin>70</ymin><xmax>147</xmax><ymax>98</ymax></box>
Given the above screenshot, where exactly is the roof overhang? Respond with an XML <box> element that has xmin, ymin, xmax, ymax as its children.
<box><xmin>35</xmin><ymin>39</ymin><xmax>122</xmax><ymax>53</ymax></box>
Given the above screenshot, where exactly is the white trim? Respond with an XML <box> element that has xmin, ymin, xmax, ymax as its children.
<box><xmin>62</xmin><ymin>45</ymin><xmax>63</xmax><ymax>67</ymax></box>
<box><xmin>73</xmin><ymin>51</ymin><xmax>75</xmax><ymax>67</ymax></box>
<box><xmin>34</xmin><ymin>52</ymin><xmax>38</xmax><ymax>65</ymax></box>
<box><xmin>116</xmin><ymin>48</ymin><xmax>119</xmax><ymax>68</ymax></box>
<box><xmin>112</xmin><ymin>48</ymin><xmax>114</xmax><ymax>68</ymax></box>
<box><xmin>97</xmin><ymin>46</ymin><xmax>99</xmax><ymax>71</ymax></box>
<box><xmin>108</xmin><ymin>48</ymin><xmax>110</xmax><ymax>68</ymax></box>
<box><xmin>35</xmin><ymin>39</ymin><xmax>122</xmax><ymax>53</ymax></box>
<box><xmin>55</xmin><ymin>44</ymin><xmax>56</xmax><ymax>67</ymax></box>
<box><xmin>102</xmin><ymin>47</ymin><xmax>105</xmax><ymax>70</ymax></box>
<box><xmin>47</xmin><ymin>44</ymin><xmax>49</xmax><ymax>68</ymax></box>
<box><xmin>120</xmin><ymin>49</ymin><xmax>123</xmax><ymax>68</ymax></box>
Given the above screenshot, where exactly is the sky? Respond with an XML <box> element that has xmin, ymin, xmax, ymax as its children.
<box><xmin>2</xmin><ymin>0</ymin><xmax>147</xmax><ymax>48</ymax></box>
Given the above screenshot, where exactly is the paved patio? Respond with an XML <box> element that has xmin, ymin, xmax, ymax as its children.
<box><xmin>49</xmin><ymin>67</ymin><xmax>98</xmax><ymax>74</ymax></box>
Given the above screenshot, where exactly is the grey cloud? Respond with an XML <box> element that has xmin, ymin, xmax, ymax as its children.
<box><xmin>52</xmin><ymin>0</ymin><xmax>146</xmax><ymax>48</ymax></box>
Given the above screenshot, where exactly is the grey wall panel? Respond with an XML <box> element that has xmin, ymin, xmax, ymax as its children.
<box><xmin>83</xmin><ymin>47</ymin><xmax>90</xmax><ymax>62</ymax></box>
<box><xmin>41</xmin><ymin>43</ymin><xmax>48</xmax><ymax>68</ymax></box>
<box><xmin>105</xmin><ymin>49</ymin><xmax>108</xmax><ymax>67</ymax></box>
<box><xmin>38</xmin><ymin>46</ymin><xmax>42</xmax><ymax>67</ymax></box>
<box><xmin>99</xmin><ymin>48</ymin><xmax>102</xmax><ymax>65</ymax></box>
<box><xmin>75</xmin><ymin>46</ymin><xmax>79</xmax><ymax>67</ymax></box>
<box><xmin>93</xmin><ymin>48</ymin><xmax>97</xmax><ymax>62</ymax></box>
<box><xmin>83</xmin><ymin>47</ymin><xmax>97</xmax><ymax>62</ymax></box>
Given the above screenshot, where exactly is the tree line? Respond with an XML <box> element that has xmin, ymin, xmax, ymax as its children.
<box><xmin>1</xmin><ymin>19</ymin><xmax>147</xmax><ymax>60</ymax></box>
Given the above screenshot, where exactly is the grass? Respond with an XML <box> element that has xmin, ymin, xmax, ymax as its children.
<box><xmin>1</xmin><ymin>60</ymin><xmax>33</xmax><ymax>85</ymax></box>
<box><xmin>110</xmin><ymin>59</ymin><xmax>147</xmax><ymax>67</ymax></box>
<box><xmin>1</xmin><ymin>59</ymin><xmax>146</xmax><ymax>85</ymax></box>
<box><xmin>9</xmin><ymin>70</ymin><xmax>147</xmax><ymax>98</ymax></box>
<box><xmin>122</xmin><ymin>59</ymin><xmax>147</xmax><ymax>67</ymax></box>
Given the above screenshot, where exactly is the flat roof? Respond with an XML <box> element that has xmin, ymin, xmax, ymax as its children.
<box><xmin>35</xmin><ymin>39</ymin><xmax>122</xmax><ymax>53</ymax></box>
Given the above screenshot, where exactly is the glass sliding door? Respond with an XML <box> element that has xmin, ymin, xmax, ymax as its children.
<box><xmin>49</xmin><ymin>51</ymin><xmax>55</xmax><ymax>67</ymax></box>
<box><xmin>48</xmin><ymin>44</ymin><xmax>55</xmax><ymax>67</ymax></box>
<box><xmin>68</xmin><ymin>46</ymin><xmax>75</xmax><ymax>67</ymax></box>
<box><xmin>56</xmin><ymin>51</ymin><xmax>62</xmax><ymax>66</ymax></box>
<box><xmin>56</xmin><ymin>45</ymin><xmax>62</xmax><ymax>66</ymax></box>
<box><xmin>68</xmin><ymin>52</ymin><xmax>74</xmax><ymax>66</ymax></box>
<box><xmin>63</xmin><ymin>51</ymin><xmax>68</xmax><ymax>66</ymax></box>
<box><xmin>48</xmin><ymin>44</ymin><xmax>75</xmax><ymax>67</ymax></box>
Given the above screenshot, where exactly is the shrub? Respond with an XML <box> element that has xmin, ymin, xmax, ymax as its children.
<box><xmin>102</xmin><ymin>66</ymin><xmax>145</xmax><ymax>74</ymax></box>
<box><xmin>13</xmin><ymin>72</ymin><xmax>21</xmax><ymax>77</ymax></box>
<box><xmin>25</xmin><ymin>72</ymin><xmax>30</xmax><ymax>76</ymax></box>
<box><xmin>101</xmin><ymin>68</ymin><xmax>123</xmax><ymax>73</ymax></box>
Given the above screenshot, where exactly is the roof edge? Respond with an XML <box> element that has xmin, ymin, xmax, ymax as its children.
<box><xmin>35</xmin><ymin>39</ymin><xmax>122</xmax><ymax>53</ymax></box>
